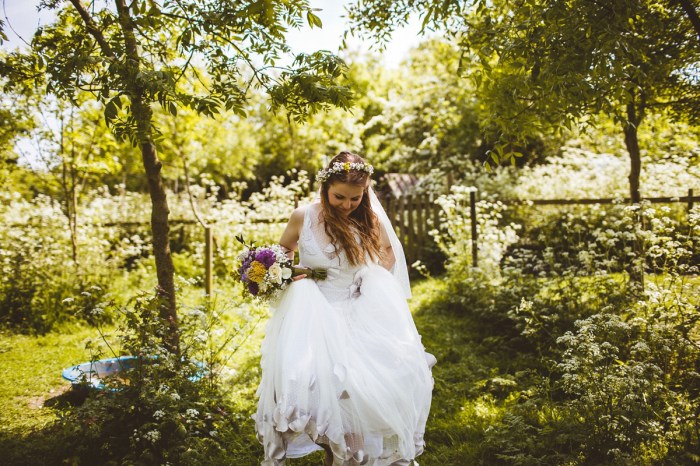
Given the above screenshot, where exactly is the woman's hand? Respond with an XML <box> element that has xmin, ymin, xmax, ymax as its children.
<box><xmin>291</xmin><ymin>265</ymin><xmax>308</xmax><ymax>281</ymax></box>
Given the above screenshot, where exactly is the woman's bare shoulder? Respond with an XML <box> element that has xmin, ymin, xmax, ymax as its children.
<box><xmin>288</xmin><ymin>202</ymin><xmax>319</xmax><ymax>223</ymax></box>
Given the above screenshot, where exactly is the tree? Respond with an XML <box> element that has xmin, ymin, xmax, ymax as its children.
<box><xmin>35</xmin><ymin>97</ymin><xmax>123</xmax><ymax>268</ymax></box>
<box><xmin>355</xmin><ymin>39</ymin><xmax>494</xmax><ymax>174</ymax></box>
<box><xmin>350</xmin><ymin>0</ymin><xmax>700</xmax><ymax>193</ymax></box>
<box><xmin>0</xmin><ymin>91</ymin><xmax>36</xmax><ymax>185</ymax></box>
<box><xmin>2</xmin><ymin>0</ymin><xmax>352</xmax><ymax>352</ymax></box>
<box><xmin>348</xmin><ymin>0</ymin><xmax>700</xmax><ymax>286</ymax></box>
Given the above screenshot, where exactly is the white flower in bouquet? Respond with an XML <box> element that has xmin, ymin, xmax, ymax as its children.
<box><xmin>268</xmin><ymin>263</ymin><xmax>283</xmax><ymax>284</ymax></box>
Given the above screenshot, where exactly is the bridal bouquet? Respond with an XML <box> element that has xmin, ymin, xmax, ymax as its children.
<box><xmin>235</xmin><ymin>236</ymin><xmax>326</xmax><ymax>302</ymax></box>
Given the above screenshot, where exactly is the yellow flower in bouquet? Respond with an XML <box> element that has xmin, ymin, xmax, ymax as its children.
<box><xmin>247</xmin><ymin>261</ymin><xmax>267</xmax><ymax>283</ymax></box>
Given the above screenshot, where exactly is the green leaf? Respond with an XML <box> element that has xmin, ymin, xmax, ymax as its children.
<box><xmin>181</xmin><ymin>29</ymin><xmax>192</xmax><ymax>48</ymax></box>
<box><xmin>307</xmin><ymin>11</ymin><xmax>323</xmax><ymax>29</ymax></box>
<box><xmin>421</xmin><ymin>8</ymin><xmax>434</xmax><ymax>31</ymax></box>
<box><xmin>104</xmin><ymin>97</ymin><xmax>119</xmax><ymax>123</ymax></box>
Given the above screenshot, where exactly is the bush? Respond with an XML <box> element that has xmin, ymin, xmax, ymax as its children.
<box><xmin>435</xmin><ymin>184</ymin><xmax>700</xmax><ymax>464</ymax></box>
<box><xmin>0</xmin><ymin>173</ymin><xmax>308</xmax><ymax>333</ymax></box>
<box><xmin>503</xmin><ymin>203</ymin><xmax>700</xmax><ymax>279</ymax></box>
<box><xmin>53</xmin><ymin>291</ymin><xmax>263</xmax><ymax>465</ymax></box>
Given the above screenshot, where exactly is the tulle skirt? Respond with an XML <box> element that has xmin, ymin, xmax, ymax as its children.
<box><xmin>254</xmin><ymin>264</ymin><xmax>435</xmax><ymax>466</ymax></box>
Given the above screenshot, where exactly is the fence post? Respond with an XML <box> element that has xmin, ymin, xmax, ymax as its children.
<box><xmin>205</xmin><ymin>226</ymin><xmax>213</xmax><ymax>297</ymax></box>
<box><xmin>386</xmin><ymin>195</ymin><xmax>395</xmax><ymax>232</ymax></box>
<box><xmin>470</xmin><ymin>190</ymin><xmax>478</xmax><ymax>267</ymax></box>
<box><xmin>689</xmin><ymin>188</ymin><xmax>694</xmax><ymax>214</ymax></box>
<box><xmin>416</xmin><ymin>194</ymin><xmax>425</xmax><ymax>251</ymax></box>
<box><xmin>431</xmin><ymin>193</ymin><xmax>440</xmax><ymax>231</ymax></box>
<box><xmin>406</xmin><ymin>194</ymin><xmax>415</xmax><ymax>265</ymax></box>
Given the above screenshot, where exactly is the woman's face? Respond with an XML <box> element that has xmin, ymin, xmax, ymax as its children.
<box><xmin>327</xmin><ymin>182</ymin><xmax>366</xmax><ymax>216</ymax></box>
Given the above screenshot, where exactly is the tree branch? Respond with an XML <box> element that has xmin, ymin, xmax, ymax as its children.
<box><xmin>673</xmin><ymin>0</ymin><xmax>700</xmax><ymax>42</ymax></box>
<box><xmin>114</xmin><ymin>0</ymin><xmax>140</xmax><ymax>67</ymax></box>
<box><xmin>181</xmin><ymin>153</ymin><xmax>209</xmax><ymax>229</ymax></box>
<box><xmin>67</xmin><ymin>0</ymin><xmax>116</xmax><ymax>59</ymax></box>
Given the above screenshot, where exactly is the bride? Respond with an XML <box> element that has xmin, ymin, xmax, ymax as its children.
<box><xmin>254</xmin><ymin>151</ymin><xmax>435</xmax><ymax>466</ymax></box>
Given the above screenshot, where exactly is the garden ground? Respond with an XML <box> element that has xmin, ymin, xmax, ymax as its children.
<box><xmin>2</xmin><ymin>273</ymin><xmax>696</xmax><ymax>465</ymax></box>
<box><xmin>0</xmin><ymin>277</ymin><xmax>524</xmax><ymax>465</ymax></box>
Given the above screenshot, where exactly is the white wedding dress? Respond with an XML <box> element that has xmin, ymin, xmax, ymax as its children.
<box><xmin>254</xmin><ymin>202</ymin><xmax>435</xmax><ymax>466</ymax></box>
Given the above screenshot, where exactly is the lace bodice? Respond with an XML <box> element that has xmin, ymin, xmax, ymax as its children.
<box><xmin>297</xmin><ymin>203</ymin><xmax>367</xmax><ymax>302</ymax></box>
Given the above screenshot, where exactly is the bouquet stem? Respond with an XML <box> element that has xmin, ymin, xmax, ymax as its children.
<box><xmin>293</xmin><ymin>266</ymin><xmax>328</xmax><ymax>281</ymax></box>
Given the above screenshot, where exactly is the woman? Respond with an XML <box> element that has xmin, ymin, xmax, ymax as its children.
<box><xmin>254</xmin><ymin>152</ymin><xmax>435</xmax><ymax>466</ymax></box>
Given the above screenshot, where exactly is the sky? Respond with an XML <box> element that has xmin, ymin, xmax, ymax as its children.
<box><xmin>1</xmin><ymin>0</ymin><xmax>428</xmax><ymax>68</ymax></box>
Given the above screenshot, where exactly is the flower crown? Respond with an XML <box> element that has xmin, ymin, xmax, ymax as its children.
<box><xmin>316</xmin><ymin>161</ymin><xmax>374</xmax><ymax>184</ymax></box>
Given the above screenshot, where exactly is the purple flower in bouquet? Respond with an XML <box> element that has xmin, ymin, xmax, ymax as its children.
<box><xmin>248</xmin><ymin>281</ymin><xmax>259</xmax><ymax>296</ymax></box>
<box><xmin>255</xmin><ymin>249</ymin><xmax>277</xmax><ymax>268</ymax></box>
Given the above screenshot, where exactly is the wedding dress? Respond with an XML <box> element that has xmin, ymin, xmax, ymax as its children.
<box><xmin>254</xmin><ymin>202</ymin><xmax>435</xmax><ymax>466</ymax></box>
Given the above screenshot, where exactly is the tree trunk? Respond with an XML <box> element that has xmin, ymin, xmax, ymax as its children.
<box><xmin>59</xmin><ymin>112</ymin><xmax>79</xmax><ymax>269</ymax></box>
<box><xmin>69</xmin><ymin>0</ymin><xmax>179</xmax><ymax>351</ymax></box>
<box><xmin>133</xmin><ymin>97</ymin><xmax>179</xmax><ymax>353</ymax></box>
<box><xmin>622</xmin><ymin>98</ymin><xmax>645</xmax><ymax>291</ymax></box>
<box><xmin>116</xmin><ymin>0</ymin><xmax>179</xmax><ymax>353</ymax></box>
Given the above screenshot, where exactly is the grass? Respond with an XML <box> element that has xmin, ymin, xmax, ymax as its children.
<box><xmin>0</xmin><ymin>323</ymin><xmax>104</xmax><ymax>463</ymax></box>
<box><xmin>0</xmin><ymin>324</ymin><xmax>100</xmax><ymax>434</ymax></box>
<box><xmin>0</xmin><ymin>276</ymin><xmax>521</xmax><ymax>465</ymax></box>
<box><xmin>1</xmin><ymin>273</ymin><xmax>695</xmax><ymax>464</ymax></box>
<box><xmin>0</xmin><ymin>278</ymin><xmax>568</xmax><ymax>466</ymax></box>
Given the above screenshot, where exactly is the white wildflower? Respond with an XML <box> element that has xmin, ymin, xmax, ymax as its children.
<box><xmin>143</xmin><ymin>430</ymin><xmax>161</xmax><ymax>443</ymax></box>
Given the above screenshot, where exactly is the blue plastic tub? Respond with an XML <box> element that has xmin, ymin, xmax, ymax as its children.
<box><xmin>61</xmin><ymin>356</ymin><xmax>138</xmax><ymax>389</ymax></box>
<box><xmin>62</xmin><ymin>356</ymin><xmax>205</xmax><ymax>389</ymax></box>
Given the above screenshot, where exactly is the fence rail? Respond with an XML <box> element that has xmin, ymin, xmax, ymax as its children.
<box><xmin>14</xmin><ymin>188</ymin><xmax>696</xmax><ymax>291</ymax></box>
<box><xmin>505</xmin><ymin>192</ymin><xmax>698</xmax><ymax>208</ymax></box>
<box><xmin>383</xmin><ymin>188</ymin><xmax>699</xmax><ymax>268</ymax></box>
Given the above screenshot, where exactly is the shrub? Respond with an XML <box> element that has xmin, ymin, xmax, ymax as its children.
<box><xmin>436</xmin><ymin>183</ymin><xmax>700</xmax><ymax>464</ymax></box>
<box><xmin>0</xmin><ymin>173</ymin><xmax>309</xmax><ymax>332</ymax></box>
<box><xmin>555</xmin><ymin>310</ymin><xmax>700</xmax><ymax>464</ymax></box>
<box><xmin>54</xmin><ymin>291</ymin><xmax>263</xmax><ymax>465</ymax></box>
<box><xmin>503</xmin><ymin>203</ymin><xmax>699</xmax><ymax>280</ymax></box>
<box><xmin>432</xmin><ymin>185</ymin><xmax>521</xmax><ymax>280</ymax></box>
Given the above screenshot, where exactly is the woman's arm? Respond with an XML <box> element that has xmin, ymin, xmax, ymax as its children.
<box><xmin>279</xmin><ymin>206</ymin><xmax>307</xmax><ymax>279</ymax></box>
<box><xmin>279</xmin><ymin>205</ymin><xmax>306</xmax><ymax>259</ymax></box>
<box><xmin>379</xmin><ymin>222</ymin><xmax>396</xmax><ymax>271</ymax></box>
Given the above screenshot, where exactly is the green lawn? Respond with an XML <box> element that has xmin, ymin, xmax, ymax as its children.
<box><xmin>3</xmin><ymin>274</ymin><xmax>692</xmax><ymax>464</ymax></box>
<box><xmin>0</xmin><ymin>324</ymin><xmax>100</xmax><ymax>435</ymax></box>
<box><xmin>0</xmin><ymin>277</ymin><xmax>518</xmax><ymax>465</ymax></box>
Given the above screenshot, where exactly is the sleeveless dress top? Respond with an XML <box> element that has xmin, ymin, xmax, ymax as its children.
<box><xmin>254</xmin><ymin>203</ymin><xmax>435</xmax><ymax>466</ymax></box>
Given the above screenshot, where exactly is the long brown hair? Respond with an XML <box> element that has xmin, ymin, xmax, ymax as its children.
<box><xmin>319</xmin><ymin>152</ymin><xmax>382</xmax><ymax>266</ymax></box>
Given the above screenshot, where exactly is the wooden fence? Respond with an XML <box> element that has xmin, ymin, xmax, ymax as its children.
<box><xmin>383</xmin><ymin>188</ymin><xmax>699</xmax><ymax>269</ymax></box>
<box><xmin>381</xmin><ymin>191</ymin><xmax>478</xmax><ymax>267</ymax></box>
<box><xmin>62</xmin><ymin>187</ymin><xmax>698</xmax><ymax>293</ymax></box>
